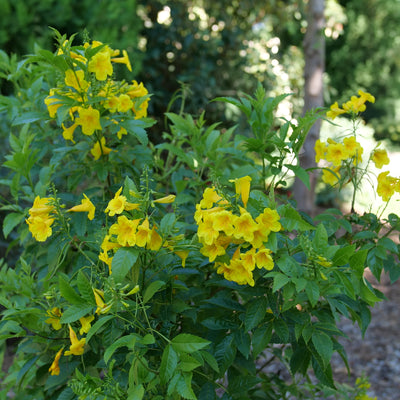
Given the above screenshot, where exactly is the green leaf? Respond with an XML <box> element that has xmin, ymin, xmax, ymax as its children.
<box><xmin>3</xmin><ymin>212</ymin><xmax>25</xmax><ymax>238</ymax></box>
<box><xmin>215</xmin><ymin>335</ymin><xmax>236</xmax><ymax>373</ymax></box>
<box><xmin>252</xmin><ymin>324</ymin><xmax>273</xmax><ymax>357</ymax></box>
<box><xmin>279</xmin><ymin>204</ymin><xmax>315</xmax><ymax>231</ymax></box>
<box><xmin>160</xmin><ymin>213</ymin><xmax>176</xmax><ymax>234</ymax></box>
<box><xmin>179</xmin><ymin>353</ymin><xmax>203</xmax><ymax>372</ymax></box>
<box><xmin>171</xmin><ymin>334</ymin><xmax>210</xmax><ymax>354</ymax></box>
<box><xmin>143</xmin><ymin>280</ymin><xmax>165</xmax><ymax>304</ymax></box>
<box><xmin>349</xmin><ymin>249</ymin><xmax>368</xmax><ymax>278</ymax></box>
<box><xmin>127</xmin><ymin>384</ymin><xmax>145</xmax><ymax>400</ymax></box>
<box><xmin>312</xmin><ymin>331</ymin><xmax>333</xmax><ymax>368</ymax></box>
<box><xmin>378</xmin><ymin>237</ymin><xmax>398</xmax><ymax>254</ymax></box>
<box><xmin>313</xmin><ymin>223</ymin><xmax>328</xmax><ymax>252</ymax></box>
<box><xmin>273</xmin><ymin>318</ymin><xmax>289</xmax><ymax>342</ymax></box>
<box><xmin>59</xmin><ymin>304</ymin><xmax>93</xmax><ymax>324</ymax></box>
<box><xmin>284</xmin><ymin>164</ymin><xmax>310</xmax><ymax>189</ymax></box>
<box><xmin>86</xmin><ymin>315</ymin><xmax>114</xmax><ymax>344</ymax></box>
<box><xmin>305</xmin><ymin>281</ymin><xmax>320</xmax><ymax>307</ymax></box>
<box><xmin>200</xmin><ymin>350</ymin><xmax>219</xmax><ymax>373</ymax></box>
<box><xmin>176</xmin><ymin>372</ymin><xmax>196</xmax><ymax>400</ymax></box>
<box><xmin>332</xmin><ymin>245</ymin><xmax>356</xmax><ymax>266</ymax></box>
<box><xmin>271</xmin><ymin>272</ymin><xmax>291</xmax><ymax>292</ymax></box>
<box><xmin>160</xmin><ymin>344</ymin><xmax>178</xmax><ymax>384</ymax></box>
<box><xmin>245</xmin><ymin>296</ymin><xmax>268</xmax><ymax>331</ymax></box>
<box><xmin>120</xmin><ymin>119</ymin><xmax>149</xmax><ymax>145</ymax></box>
<box><xmin>104</xmin><ymin>334</ymin><xmax>137</xmax><ymax>364</ymax></box>
<box><xmin>111</xmin><ymin>247</ymin><xmax>139</xmax><ymax>283</ymax></box>
<box><xmin>77</xmin><ymin>271</ymin><xmax>96</xmax><ymax>305</ymax></box>
<box><xmin>59</xmin><ymin>275</ymin><xmax>83</xmax><ymax>305</ymax></box>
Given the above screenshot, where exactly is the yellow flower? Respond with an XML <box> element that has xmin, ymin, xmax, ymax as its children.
<box><xmin>372</xmin><ymin>149</ymin><xmax>390</xmax><ymax>169</ymax></box>
<box><xmin>358</xmin><ymin>90</ymin><xmax>375</xmax><ymax>104</ymax></box>
<box><xmin>250</xmin><ymin>225</ymin><xmax>270</xmax><ymax>249</ymax></box>
<box><xmin>117</xmin><ymin>94</ymin><xmax>134</xmax><ymax>113</ymax></box>
<box><xmin>90</xmin><ymin>137</ymin><xmax>112</xmax><ymax>160</ymax></box>
<box><xmin>199</xmin><ymin>187</ymin><xmax>222</xmax><ymax>209</ymax></box>
<box><xmin>26</xmin><ymin>215</ymin><xmax>54</xmax><ymax>242</ymax></box>
<box><xmin>101</xmin><ymin>234</ymin><xmax>121</xmax><ymax>252</ymax></box>
<box><xmin>88</xmin><ymin>51</ymin><xmax>113</xmax><ymax>81</ymax></box>
<box><xmin>61</xmin><ymin>122</ymin><xmax>78</xmax><ymax>143</ymax></box>
<box><xmin>45</xmin><ymin>307</ymin><xmax>63</xmax><ymax>330</ymax></box>
<box><xmin>105</xmin><ymin>187</ymin><xmax>139</xmax><ymax>216</ymax></box>
<box><xmin>326</xmin><ymin>101</ymin><xmax>346</xmax><ymax>120</ymax></box>
<box><xmin>79</xmin><ymin>315</ymin><xmax>95</xmax><ymax>335</ymax></box>
<box><xmin>200</xmin><ymin>241</ymin><xmax>226</xmax><ymax>262</ymax></box>
<box><xmin>314</xmin><ymin>139</ymin><xmax>327</xmax><ymax>163</ymax></box>
<box><xmin>68</xmin><ymin>194</ymin><xmax>96</xmax><ymax>220</ymax></box>
<box><xmin>153</xmin><ymin>194</ymin><xmax>176</xmax><ymax>204</ymax></box>
<box><xmin>174</xmin><ymin>250</ymin><xmax>190</xmax><ymax>267</ymax></box>
<box><xmin>377</xmin><ymin>171</ymin><xmax>396</xmax><ymax>201</ymax></box>
<box><xmin>127</xmin><ymin>80</ymin><xmax>148</xmax><ymax>98</ymax></box>
<box><xmin>44</xmin><ymin>89</ymin><xmax>62</xmax><ymax>118</ymax></box>
<box><xmin>99</xmin><ymin>250</ymin><xmax>113</xmax><ymax>274</ymax></box>
<box><xmin>197</xmin><ymin>215</ymin><xmax>220</xmax><ymax>245</ymax></box>
<box><xmin>93</xmin><ymin>288</ymin><xmax>111</xmax><ymax>314</ymax></box>
<box><xmin>230</xmin><ymin>176</ymin><xmax>252</xmax><ymax>207</ymax></box>
<box><xmin>136</xmin><ymin>218</ymin><xmax>152</xmax><ymax>247</ymax></box>
<box><xmin>104</xmin><ymin>96</ymin><xmax>120</xmax><ymax>112</ymax></box>
<box><xmin>29</xmin><ymin>196</ymin><xmax>54</xmax><ymax>217</ymax></box>
<box><xmin>343</xmin><ymin>136</ymin><xmax>363</xmax><ymax>163</ymax></box>
<box><xmin>64</xmin><ymin>325</ymin><xmax>86</xmax><ymax>356</ymax></box>
<box><xmin>325</xmin><ymin>142</ymin><xmax>349</xmax><ymax>166</ymax></box>
<box><xmin>49</xmin><ymin>347</ymin><xmax>63</xmax><ymax>376</ymax></box>
<box><xmin>218</xmin><ymin>247</ymin><xmax>255</xmax><ymax>286</ymax></box>
<box><xmin>255</xmin><ymin>208</ymin><xmax>282</xmax><ymax>234</ymax></box>
<box><xmin>255</xmin><ymin>247</ymin><xmax>274</xmax><ymax>270</ymax></box>
<box><xmin>64</xmin><ymin>69</ymin><xmax>89</xmax><ymax>92</ymax></box>
<box><xmin>322</xmin><ymin>167</ymin><xmax>341</xmax><ymax>186</ymax></box>
<box><xmin>133</xmin><ymin>98</ymin><xmax>149</xmax><ymax>119</ymax></box>
<box><xmin>109</xmin><ymin>216</ymin><xmax>140</xmax><ymax>246</ymax></box>
<box><xmin>75</xmin><ymin>106</ymin><xmax>102</xmax><ymax>136</ymax></box>
<box><xmin>212</xmin><ymin>210</ymin><xmax>236</xmax><ymax>236</ymax></box>
<box><xmin>111</xmin><ymin>49</ymin><xmax>132</xmax><ymax>71</ymax></box>
<box><xmin>233</xmin><ymin>208</ymin><xmax>258</xmax><ymax>242</ymax></box>
<box><xmin>147</xmin><ymin>226</ymin><xmax>163</xmax><ymax>250</ymax></box>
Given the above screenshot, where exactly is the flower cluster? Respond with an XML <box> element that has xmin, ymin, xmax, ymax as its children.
<box><xmin>195</xmin><ymin>177</ymin><xmax>281</xmax><ymax>286</ymax></box>
<box><xmin>99</xmin><ymin>187</ymin><xmax>174</xmax><ymax>273</ymax></box>
<box><xmin>315</xmin><ymin>136</ymin><xmax>364</xmax><ymax>186</ymax></box>
<box><xmin>26</xmin><ymin>193</ymin><xmax>96</xmax><ymax>242</ymax></box>
<box><xmin>44</xmin><ymin>38</ymin><xmax>149</xmax><ymax>158</ymax></box>
<box><xmin>326</xmin><ymin>90</ymin><xmax>375</xmax><ymax>120</ymax></box>
<box><xmin>376</xmin><ymin>171</ymin><xmax>400</xmax><ymax>201</ymax></box>
<box><xmin>26</xmin><ymin>196</ymin><xmax>55</xmax><ymax>241</ymax></box>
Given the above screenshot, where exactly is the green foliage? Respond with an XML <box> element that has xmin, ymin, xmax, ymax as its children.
<box><xmin>0</xmin><ymin>31</ymin><xmax>396</xmax><ymax>400</ymax></box>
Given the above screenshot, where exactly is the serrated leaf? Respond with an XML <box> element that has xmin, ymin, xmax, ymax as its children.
<box><xmin>305</xmin><ymin>281</ymin><xmax>320</xmax><ymax>307</ymax></box>
<box><xmin>215</xmin><ymin>335</ymin><xmax>236</xmax><ymax>373</ymax></box>
<box><xmin>279</xmin><ymin>204</ymin><xmax>315</xmax><ymax>231</ymax></box>
<box><xmin>284</xmin><ymin>164</ymin><xmax>310</xmax><ymax>189</ymax></box>
<box><xmin>120</xmin><ymin>119</ymin><xmax>149</xmax><ymax>145</ymax></box>
<box><xmin>59</xmin><ymin>275</ymin><xmax>83</xmax><ymax>305</ymax></box>
<box><xmin>59</xmin><ymin>304</ymin><xmax>93</xmax><ymax>324</ymax></box>
<box><xmin>272</xmin><ymin>273</ymin><xmax>291</xmax><ymax>292</ymax></box>
<box><xmin>245</xmin><ymin>297</ymin><xmax>268</xmax><ymax>331</ymax></box>
<box><xmin>77</xmin><ymin>271</ymin><xmax>95</xmax><ymax>305</ymax></box>
<box><xmin>179</xmin><ymin>353</ymin><xmax>203</xmax><ymax>372</ymax></box>
<box><xmin>200</xmin><ymin>350</ymin><xmax>219</xmax><ymax>373</ymax></box>
<box><xmin>252</xmin><ymin>324</ymin><xmax>273</xmax><ymax>357</ymax></box>
<box><xmin>127</xmin><ymin>384</ymin><xmax>145</xmax><ymax>400</ymax></box>
<box><xmin>171</xmin><ymin>334</ymin><xmax>210</xmax><ymax>354</ymax></box>
<box><xmin>3</xmin><ymin>212</ymin><xmax>25</xmax><ymax>238</ymax></box>
<box><xmin>86</xmin><ymin>315</ymin><xmax>114</xmax><ymax>344</ymax></box>
<box><xmin>143</xmin><ymin>280</ymin><xmax>165</xmax><ymax>304</ymax></box>
<box><xmin>332</xmin><ymin>245</ymin><xmax>356</xmax><ymax>266</ymax></box>
<box><xmin>176</xmin><ymin>372</ymin><xmax>196</xmax><ymax>400</ymax></box>
<box><xmin>104</xmin><ymin>334</ymin><xmax>137</xmax><ymax>365</ymax></box>
<box><xmin>111</xmin><ymin>247</ymin><xmax>139</xmax><ymax>283</ymax></box>
<box><xmin>312</xmin><ymin>331</ymin><xmax>333</xmax><ymax>368</ymax></box>
<box><xmin>160</xmin><ymin>344</ymin><xmax>178</xmax><ymax>384</ymax></box>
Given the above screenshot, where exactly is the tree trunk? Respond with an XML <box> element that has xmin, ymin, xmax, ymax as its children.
<box><xmin>292</xmin><ymin>0</ymin><xmax>325</xmax><ymax>215</ymax></box>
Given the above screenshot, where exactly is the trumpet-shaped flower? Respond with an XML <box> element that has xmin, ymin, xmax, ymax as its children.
<box><xmin>255</xmin><ymin>247</ymin><xmax>274</xmax><ymax>270</ymax></box>
<box><xmin>49</xmin><ymin>348</ymin><xmax>63</xmax><ymax>376</ymax></box>
<box><xmin>75</xmin><ymin>106</ymin><xmax>101</xmax><ymax>136</ymax></box>
<box><xmin>64</xmin><ymin>325</ymin><xmax>86</xmax><ymax>356</ymax></box>
<box><xmin>200</xmin><ymin>241</ymin><xmax>226</xmax><ymax>262</ymax></box>
<box><xmin>174</xmin><ymin>250</ymin><xmax>190</xmax><ymax>267</ymax></box>
<box><xmin>255</xmin><ymin>208</ymin><xmax>282</xmax><ymax>234</ymax></box>
<box><xmin>147</xmin><ymin>226</ymin><xmax>163</xmax><ymax>250</ymax></box>
<box><xmin>343</xmin><ymin>136</ymin><xmax>363</xmax><ymax>163</ymax></box>
<box><xmin>45</xmin><ymin>307</ymin><xmax>63</xmax><ymax>330</ymax></box>
<box><xmin>68</xmin><ymin>194</ymin><xmax>95</xmax><ymax>220</ymax></box>
<box><xmin>90</xmin><ymin>137</ymin><xmax>112</xmax><ymax>160</ymax></box>
<box><xmin>233</xmin><ymin>208</ymin><xmax>258</xmax><ymax>242</ymax></box>
<box><xmin>136</xmin><ymin>218</ymin><xmax>152</xmax><ymax>247</ymax></box>
<box><xmin>153</xmin><ymin>194</ymin><xmax>176</xmax><ymax>204</ymax></box>
<box><xmin>93</xmin><ymin>288</ymin><xmax>111</xmax><ymax>314</ymax></box>
<box><xmin>377</xmin><ymin>171</ymin><xmax>396</xmax><ymax>201</ymax></box>
<box><xmin>44</xmin><ymin>89</ymin><xmax>62</xmax><ymax>118</ymax></box>
<box><xmin>325</xmin><ymin>142</ymin><xmax>349</xmax><ymax>166</ymax></box>
<box><xmin>372</xmin><ymin>149</ymin><xmax>390</xmax><ymax>169</ymax></box>
<box><xmin>315</xmin><ymin>139</ymin><xmax>327</xmax><ymax>163</ymax></box>
<box><xmin>111</xmin><ymin>49</ymin><xmax>132</xmax><ymax>71</ymax></box>
<box><xmin>88</xmin><ymin>50</ymin><xmax>113</xmax><ymax>81</ymax></box>
<box><xmin>117</xmin><ymin>94</ymin><xmax>134</xmax><ymax>113</ymax></box>
<box><xmin>322</xmin><ymin>167</ymin><xmax>341</xmax><ymax>186</ymax></box>
<box><xmin>29</xmin><ymin>196</ymin><xmax>54</xmax><ymax>217</ymax></box>
<box><xmin>199</xmin><ymin>187</ymin><xmax>222</xmax><ymax>209</ymax></box>
<box><xmin>212</xmin><ymin>210</ymin><xmax>236</xmax><ymax>236</ymax></box>
<box><xmin>133</xmin><ymin>99</ymin><xmax>149</xmax><ymax>119</ymax></box>
<box><xmin>79</xmin><ymin>315</ymin><xmax>95</xmax><ymax>335</ymax></box>
<box><xmin>127</xmin><ymin>80</ymin><xmax>148</xmax><ymax>98</ymax></box>
<box><xmin>26</xmin><ymin>215</ymin><xmax>54</xmax><ymax>242</ymax></box>
<box><xmin>326</xmin><ymin>102</ymin><xmax>346</xmax><ymax>120</ymax></box>
<box><xmin>230</xmin><ymin>176</ymin><xmax>252</xmax><ymax>207</ymax></box>
<box><xmin>64</xmin><ymin>69</ymin><xmax>89</xmax><ymax>92</ymax></box>
<box><xmin>105</xmin><ymin>187</ymin><xmax>139</xmax><ymax>216</ymax></box>
<box><xmin>109</xmin><ymin>215</ymin><xmax>140</xmax><ymax>246</ymax></box>
<box><xmin>61</xmin><ymin>122</ymin><xmax>78</xmax><ymax>143</ymax></box>
<box><xmin>197</xmin><ymin>215</ymin><xmax>220</xmax><ymax>245</ymax></box>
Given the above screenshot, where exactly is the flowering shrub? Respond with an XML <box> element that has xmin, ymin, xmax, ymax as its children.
<box><xmin>0</xmin><ymin>32</ymin><xmax>399</xmax><ymax>400</ymax></box>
